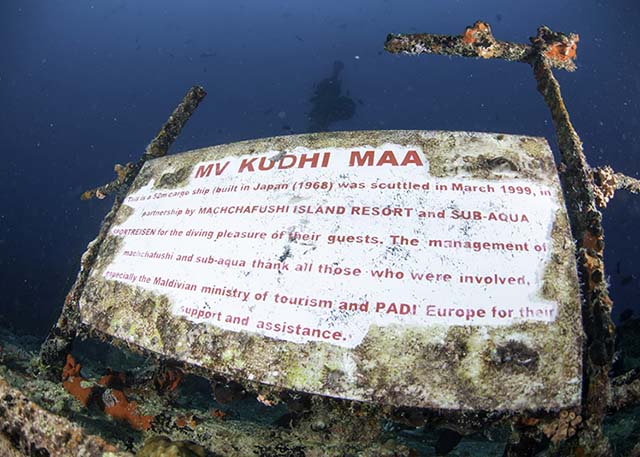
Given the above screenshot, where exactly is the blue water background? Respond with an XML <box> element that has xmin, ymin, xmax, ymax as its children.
<box><xmin>1</xmin><ymin>0</ymin><xmax>639</xmax><ymax>335</ymax></box>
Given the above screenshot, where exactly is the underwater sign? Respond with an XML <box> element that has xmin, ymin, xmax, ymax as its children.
<box><xmin>79</xmin><ymin>130</ymin><xmax>582</xmax><ymax>410</ymax></box>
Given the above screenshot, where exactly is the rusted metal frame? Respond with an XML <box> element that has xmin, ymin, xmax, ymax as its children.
<box><xmin>81</xmin><ymin>86</ymin><xmax>207</xmax><ymax>201</ymax></box>
<box><xmin>532</xmin><ymin>54</ymin><xmax>614</xmax><ymax>457</ymax></box>
<box><xmin>385</xmin><ymin>30</ymin><xmax>531</xmax><ymax>64</ymax></box>
<box><xmin>385</xmin><ymin>21</ymin><xmax>579</xmax><ymax>72</ymax></box>
<box><xmin>39</xmin><ymin>86</ymin><xmax>207</xmax><ymax>380</ymax></box>
<box><xmin>385</xmin><ymin>21</ymin><xmax>616</xmax><ymax>455</ymax></box>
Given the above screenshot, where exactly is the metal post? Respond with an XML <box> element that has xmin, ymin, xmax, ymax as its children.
<box><xmin>385</xmin><ymin>21</ymin><xmax>615</xmax><ymax>455</ymax></box>
<box><xmin>39</xmin><ymin>86</ymin><xmax>207</xmax><ymax>380</ymax></box>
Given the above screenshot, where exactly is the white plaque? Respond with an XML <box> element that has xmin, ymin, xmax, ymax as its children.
<box><xmin>80</xmin><ymin>130</ymin><xmax>582</xmax><ymax>410</ymax></box>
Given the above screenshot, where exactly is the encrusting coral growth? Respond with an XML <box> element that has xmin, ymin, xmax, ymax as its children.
<box><xmin>62</xmin><ymin>354</ymin><xmax>94</xmax><ymax>406</ymax></box>
<box><xmin>62</xmin><ymin>353</ymin><xmax>153</xmax><ymax>431</ymax></box>
<box><xmin>0</xmin><ymin>374</ymin><xmax>132</xmax><ymax>456</ymax></box>
<box><xmin>461</xmin><ymin>21</ymin><xmax>498</xmax><ymax>58</ymax></box>
<box><xmin>531</xmin><ymin>25</ymin><xmax>579</xmax><ymax>71</ymax></box>
<box><xmin>541</xmin><ymin>410</ymin><xmax>583</xmax><ymax>445</ymax></box>
<box><xmin>102</xmin><ymin>388</ymin><xmax>154</xmax><ymax>431</ymax></box>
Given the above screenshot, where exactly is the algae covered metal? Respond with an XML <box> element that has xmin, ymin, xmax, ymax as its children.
<box><xmin>78</xmin><ymin>130</ymin><xmax>582</xmax><ymax>411</ymax></box>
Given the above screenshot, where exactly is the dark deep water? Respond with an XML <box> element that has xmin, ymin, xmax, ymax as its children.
<box><xmin>1</xmin><ymin>0</ymin><xmax>639</xmax><ymax>336</ymax></box>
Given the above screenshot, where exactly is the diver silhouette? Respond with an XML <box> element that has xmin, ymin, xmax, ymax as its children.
<box><xmin>308</xmin><ymin>61</ymin><xmax>356</xmax><ymax>132</ymax></box>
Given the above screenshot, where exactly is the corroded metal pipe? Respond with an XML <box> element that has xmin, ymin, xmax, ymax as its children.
<box><xmin>81</xmin><ymin>85</ymin><xmax>206</xmax><ymax>201</ymax></box>
<box><xmin>39</xmin><ymin>86</ymin><xmax>207</xmax><ymax>380</ymax></box>
<box><xmin>385</xmin><ymin>22</ymin><xmax>579</xmax><ymax>71</ymax></box>
<box><xmin>385</xmin><ymin>21</ymin><xmax>615</xmax><ymax>455</ymax></box>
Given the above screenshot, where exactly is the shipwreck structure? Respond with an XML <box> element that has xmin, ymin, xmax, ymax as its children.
<box><xmin>1</xmin><ymin>21</ymin><xmax>639</xmax><ymax>457</ymax></box>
